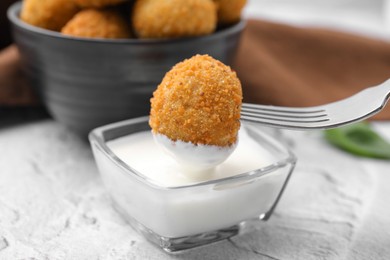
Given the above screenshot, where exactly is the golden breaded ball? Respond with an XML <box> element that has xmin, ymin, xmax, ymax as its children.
<box><xmin>132</xmin><ymin>0</ymin><xmax>217</xmax><ymax>39</ymax></box>
<box><xmin>20</xmin><ymin>0</ymin><xmax>79</xmax><ymax>31</ymax></box>
<box><xmin>74</xmin><ymin>0</ymin><xmax>128</xmax><ymax>8</ymax></box>
<box><xmin>214</xmin><ymin>0</ymin><xmax>247</xmax><ymax>24</ymax></box>
<box><xmin>150</xmin><ymin>55</ymin><xmax>242</xmax><ymax>147</ymax></box>
<box><xmin>61</xmin><ymin>9</ymin><xmax>131</xmax><ymax>39</ymax></box>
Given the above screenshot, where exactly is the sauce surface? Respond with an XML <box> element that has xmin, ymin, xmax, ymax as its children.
<box><xmin>107</xmin><ymin>127</ymin><xmax>276</xmax><ymax>187</ymax></box>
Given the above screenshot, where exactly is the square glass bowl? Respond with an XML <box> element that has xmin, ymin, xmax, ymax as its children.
<box><xmin>89</xmin><ymin>117</ymin><xmax>296</xmax><ymax>252</ymax></box>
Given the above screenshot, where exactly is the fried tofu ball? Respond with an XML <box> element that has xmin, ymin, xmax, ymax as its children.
<box><xmin>61</xmin><ymin>9</ymin><xmax>131</xmax><ymax>39</ymax></box>
<box><xmin>132</xmin><ymin>0</ymin><xmax>217</xmax><ymax>39</ymax></box>
<box><xmin>150</xmin><ymin>54</ymin><xmax>242</xmax><ymax>147</ymax></box>
<box><xmin>20</xmin><ymin>0</ymin><xmax>79</xmax><ymax>31</ymax></box>
<box><xmin>73</xmin><ymin>0</ymin><xmax>128</xmax><ymax>8</ymax></box>
<box><xmin>214</xmin><ymin>0</ymin><xmax>247</xmax><ymax>24</ymax></box>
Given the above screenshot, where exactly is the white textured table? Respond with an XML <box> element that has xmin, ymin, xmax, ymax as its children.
<box><xmin>0</xmin><ymin>110</ymin><xmax>389</xmax><ymax>259</ymax></box>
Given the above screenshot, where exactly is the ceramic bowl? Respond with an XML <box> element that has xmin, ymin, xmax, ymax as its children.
<box><xmin>8</xmin><ymin>2</ymin><xmax>245</xmax><ymax>136</ymax></box>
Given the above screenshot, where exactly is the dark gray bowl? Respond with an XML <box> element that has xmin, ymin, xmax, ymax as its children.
<box><xmin>8</xmin><ymin>2</ymin><xmax>245</xmax><ymax>136</ymax></box>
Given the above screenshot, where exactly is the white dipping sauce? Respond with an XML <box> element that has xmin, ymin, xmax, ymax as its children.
<box><xmin>99</xmin><ymin>126</ymin><xmax>290</xmax><ymax>238</ymax></box>
<box><xmin>107</xmin><ymin>127</ymin><xmax>276</xmax><ymax>187</ymax></box>
<box><xmin>153</xmin><ymin>133</ymin><xmax>237</xmax><ymax>172</ymax></box>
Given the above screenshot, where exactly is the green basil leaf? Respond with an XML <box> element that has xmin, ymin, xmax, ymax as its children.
<box><xmin>324</xmin><ymin>122</ymin><xmax>390</xmax><ymax>159</ymax></box>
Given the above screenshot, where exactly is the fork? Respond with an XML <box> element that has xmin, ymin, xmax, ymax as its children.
<box><xmin>240</xmin><ymin>79</ymin><xmax>390</xmax><ymax>130</ymax></box>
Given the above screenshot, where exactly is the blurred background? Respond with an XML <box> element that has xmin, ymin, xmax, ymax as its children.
<box><xmin>244</xmin><ymin>0</ymin><xmax>389</xmax><ymax>39</ymax></box>
<box><xmin>1</xmin><ymin>0</ymin><xmax>390</xmax><ymax>50</ymax></box>
<box><xmin>0</xmin><ymin>0</ymin><xmax>15</xmax><ymax>49</ymax></box>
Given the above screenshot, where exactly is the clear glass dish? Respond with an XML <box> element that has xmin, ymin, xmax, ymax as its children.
<box><xmin>89</xmin><ymin>116</ymin><xmax>296</xmax><ymax>252</ymax></box>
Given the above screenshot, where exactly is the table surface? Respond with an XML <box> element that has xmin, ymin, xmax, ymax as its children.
<box><xmin>2</xmin><ymin>2</ymin><xmax>390</xmax><ymax>259</ymax></box>
<box><xmin>0</xmin><ymin>108</ymin><xmax>389</xmax><ymax>260</ymax></box>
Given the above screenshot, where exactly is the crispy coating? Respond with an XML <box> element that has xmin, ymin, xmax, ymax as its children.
<box><xmin>132</xmin><ymin>0</ymin><xmax>217</xmax><ymax>39</ymax></box>
<box><xmin>150</xmin><ymin>55</ymin><xmax>242</xmax><ymax>147</ymax></box>
<box><xmin>214</xmin><ymin>0</ymin><xmax>247</xmax><ymax>24</ymax></box>
<box><xmin>20</xmin><ymin>0</ymin><xmax>79</xmax><ymax>31</ymax></box>
<box><xmin>74</xmin><ymin>0</ymin><xmax>128</xmax><ymax>8</ymax></box>
<box><xmin>61</xmin><ymin>9</ymin><xmax>131</xmax><ymax>39</ymax></box>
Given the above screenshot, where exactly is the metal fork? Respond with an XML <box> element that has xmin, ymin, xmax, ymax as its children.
<box><xmin>241</xmin><ymin>79</ymin><xmax>390</xmax><ymax>130</ymax></box>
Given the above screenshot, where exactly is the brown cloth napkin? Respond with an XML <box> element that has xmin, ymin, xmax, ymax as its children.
<box><xmin>0</xmin><ymin>45</ymin><xmax>38</xmax><ymax>106</ymax></box>
<box><xmin>234</xmin><ymin>19</ymin><xmax>390</xmax><ymax>120</ymax></box>
<box><xmin>1</xmin><ymin>19</ymin><xmax>390</xmax><ymax>119</ymax></box>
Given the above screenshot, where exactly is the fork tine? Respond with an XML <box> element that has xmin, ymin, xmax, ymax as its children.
<box><xmin>240</xmin><ymin>115</ymin><xmax>331</xmax><ymax>129</ymax></box>
<box><xmin>242</xmin><ymin>103</ymin><xmax>325</xmax><ymax>113</ymax></box>
<box><xmin>241</xmin><ymin>104</ymin><xmax>329</xmax><ymax>129</ymax></box>
<box><xmin>240</xmin><ymin>114</ymin><xmax>330</xmax><ymax>124</ymax></box>
<box><xmin>241</xmin><ymin>103</ymin><xmax>332</xmax><ymax>129</ymax></box>
<box><xmin>241</xmin><ymin>104</ymin><xmax>328</xmax><ymax>119</ymax></box>
<box><xmin>241</xmin><ymin>102</ymin><xmax>331</xmax><ymax>127</ymax></box>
